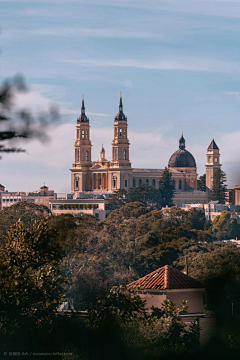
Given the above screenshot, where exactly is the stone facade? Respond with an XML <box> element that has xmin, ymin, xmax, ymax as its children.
<box><xmin>70</xmin><ymin>95</ymin><xmax>211</xmax><ymax>204</ymax></box>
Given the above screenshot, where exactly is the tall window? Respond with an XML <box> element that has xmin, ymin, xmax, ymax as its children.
<box><xmin>139</xmin><ymin>179</ymin><xmax>142</xmax><ymax>185</ymax></box>
<box><xmin>123</xmin><ymin>129</ymin><xmax>126</xmax><ymax>137</ymax></box>
<box><xmin>85</xmin><ymin>130</ymin><xmax>88</xmax><ymax>139</ymax></box>
<box><xmin>86</xmin><ymin>151</ymin><xmax>89</xmax><ymax>161</ymax></box>
<box><xmin>78</xmin><ymin>149</ymin><xmax>81</xmax><ymax>161</ymax></box>
<box><xmin>125</xmin><ymin>179</ymin><xmax>128</xmax><ymax>187</ymax></box>
<box><xmin>81</xmin><ymin>130</ymin><xmax>85</xmax><ymax>139</ymax></box>
<box><xmin>119</xmin><ymin>128</ymin><xmax>123</xmax><ymax>136</ymax></box>
<box><xmin>123</xmin><ymin>149</ymin><xmax>126</xmax><ymax>160</ymax></box>
<box><xmin>179</xmin><ymin>179</ymin><xmax>182</xmax><ymax>190</ymax></box>
<box><xmin>115</xmin><ymin>149</ymin><xmax>118</xmax><ymax>160</ymax></box>
<box><xmin>133</xmin><ymin>179</ymin><xmax>135</xmax><ymax>188</ymax></box>
<box><xmin>75</xmin><ymin>177</ymin><xmax>79</xmax><ymax>189</ymax></box>
<box><xmin>172</xmin><ymin>179</ymin><xmax>175</xmax><ymax>190</ymax></box>
<box><xmin>152</xmin><ymin>179</ymin><xmax>155</xmax><ymax>186</ymax></box>
<box><xmin>146</xmin><ymin>179</ymin><xmax>149</xmax><ymax>184</ymax></box>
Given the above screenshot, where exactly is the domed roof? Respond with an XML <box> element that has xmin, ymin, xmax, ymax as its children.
<box><xmin>115</xmin><ymin>92</ymin><xmax>127</xmax><ymax>121</ymax></box>
<box><xmin>168</xmin><ymin>133</ymin><xmax>196</xmax><ymax>168</ymax></box>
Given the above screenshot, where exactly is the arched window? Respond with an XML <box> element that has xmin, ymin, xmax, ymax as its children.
<box><xmin>75</xmin><ymin>177</ymin><xmax>79</xmax><ymax>189</ymax></box>
<box><xmin>179</xmin><ymin>179</ymin><xmax>182</xmax><ymax>190</ymax></box>
<box><xmin>123</xmin><ymin>129</ymin><xmax>126</xmax><ymax>137</ymax></box>
<box><xmin>146</xmin><ymin>179</ymin><xmax>149</xmax><ymax>184</ymax></box>
<box><xmin>123</xmin><ymin>149</ymin><xmax>126</xmax><ymax>160</ymax></box>
<box><xmin>115</xmin><ymin>149</ymin><xmax>118</xmax><ymax>160</ymax></box>
<box><xmin>81</xmin><ymin>130</ymin><xmax>85</xmax><ymax>139</ymax></box>
<box><xmin>139</xmin><ymin>179</ymin><xmax>142</xmax><ymax>185</ymax></box>
<box><xmin>85</xmin><ymin>130</ymin><xmax>88</xmax><ymax>139</ymax></box>
<box><xmin>86</xmin><ymin>151</ymin><xmax>89</xmax><ymax>161</ymax></box>
<box><xmin>133</xmin><ymin>179</ymin><xmax>136</xmax><ymax>188</ymax></box>
<box><xmin>152</xmin><ymin>179</ymin><xmax>155</xmax><ymax>186</ymax></box>
<box><xmin>172</xmin><ymin>179</ymin><xmax>175</xmax><ymax>190</ymax></box>
<box><xmin>119</xmin><ymin>128</ymin><xmax>123</xmax><ymax>136</ymax></box>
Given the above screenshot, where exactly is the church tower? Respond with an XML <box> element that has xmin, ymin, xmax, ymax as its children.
<box><xmin>205</xmin><ymin>139</ymin><xmax>221</xmax><ymax>192</ymax></box>
<box><xmin>111</xmin><ymin>93</ymin><xmax>131</xmax><ymax>168</ymax></box>
<box><xmin>109</xmin><ymin>93</ymin><xmax>132</xmax><ymax>191</ymax></box>
<box><xmin>71</xmin><ymin>96</ymin><xmax>92</xmax><ymax>193</ymax></box>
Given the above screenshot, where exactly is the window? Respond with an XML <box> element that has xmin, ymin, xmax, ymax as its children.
<box><xmin>172</xmin><ymin>179</ymin><xmax>175</xmax><ymax>189</ymax></box>
<box><xmin>115</xmin><ymin>149</ymin><xmax>118</xmax><ymax>160</ymax></box>
<box><xmin>209</xmin><ymin>156</ymin><xmax>212</xmax><ymax>162</ymax></box>
<box><xmin>81</xmin><ymin>130</ymin><xmax>84</xmax><ymax>139</ymax></box>
<box><xmin>76</xmin><ymin>178</ymin><xmax>79</xmax><ymax>188</ymax></box>
<box><xmin>179</xmin><ymin>180</ymin><xmax>182</xmax><ymax>190</ymax></box>
<box><xmin>123</xmin><ymin>129</ymin><xmax>126</xmax><ymax>137</ymax></box>
<box><xmin>95</xmin><ymin>213</ymin><xmax>99</xmax><ymax>218</ymax></box>
<box><xmin>78</xmin><ymin>149</ymin><xmax>80</xmax><ymax>161</ymax></box>
<box><xmin>85</xmin><ymin>130</ymin><xmax>88</xmax><ymax>139</ymax></box>
<box><xmin>123</xmin><ymin>149</ymin><xmax>126</xmax><ymax>160</ymax></box>
<box><xmin>139</xmin><ymin>179</ymin><xmax>142</xmax><ymax>185</ymax></box>
<box><xmin>133</xmin><ymin>179</ymin><xmax>135</xmax><ymax>188</ymax></box>
<box><xmin>152</xmin><ymin>179</ymin><xmax>155</xmax><ymax>186</ymax></box>
<box><xmin>113</xmin><ymin>179</ymin><xmax>116</xmax><ymax>187</ymax></box>
<box><xmin>125</xmin><ymin>179</ymin><xmax>128</xmax><ymax>187</ymax></box>
<box><xmin>215</xmin><ymin>157</ymin><xmax>218</xmax><ymax>163</ymax></box>
<box><xmin>146</xmin><ymin>179</ymin><xmax>149</xmax><ymax>184</ymax></box>
<box><xmin>119</xmin><ymin>128</ymin><xmax>123</xmax><ymax>136</ymax></box>
<box><xmin>86</xmin><ymin>151</ymin><xmax>89</xmax><ymax>161</ymax></box>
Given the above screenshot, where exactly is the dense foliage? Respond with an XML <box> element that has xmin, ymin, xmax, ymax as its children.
<box><xmin>210</xmin><ymin>169</ymin><xmax>227</xmax><ymax>203</ymax></box>
<box><xmin>0</xmin><ymin>219</ymin><xmax>65</xmax><ymax>334</ymax></box>
<box><xmin>197</xmin><ymin>173</ymin><xmax>206</xmax><ymax>192</ymax></box>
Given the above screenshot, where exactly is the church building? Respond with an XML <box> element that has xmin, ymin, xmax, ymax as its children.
<box><xmin>70</xmin><ymin>95</ymin><xmax>219</xmax><ymax>206</ymax></box>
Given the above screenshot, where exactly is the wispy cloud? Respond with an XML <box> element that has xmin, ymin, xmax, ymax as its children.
<box><xmin>59</xmin><ymin>56</ymin><xmax>240</xmax><ymax>74</ymax></box>
<box><xmin>2</xmin><ymin>27</ymin><xmax>162</xmax><ymax>42</ymax></box>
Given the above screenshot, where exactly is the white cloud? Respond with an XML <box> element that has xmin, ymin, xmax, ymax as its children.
<box><xmin>59</xmin><ymin>56</ymin><xmax>240</xmax><ymax>74</ymax></box>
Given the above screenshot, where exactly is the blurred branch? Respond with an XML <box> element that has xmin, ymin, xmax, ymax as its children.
<box><xmin>0</xmin><ymin>74</ymin><xmax>59</xmax><ymax>158</ymax></box>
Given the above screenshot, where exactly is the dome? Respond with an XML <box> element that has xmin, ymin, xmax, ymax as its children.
<box><xmin>168</xmin><ymin>133</ymin><xmax>196</xmax><ymax>168</ymax></box>
<box><xmin>115</xmin><ymin>93</ymin><xmax>127</xmax><ymax>121</ymax></box>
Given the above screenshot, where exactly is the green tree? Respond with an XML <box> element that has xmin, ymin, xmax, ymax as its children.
<box><xmin>128</xmin><ymin>184</ymin><xmax>162</xmax><ymax>209</ymax></box>
<box><xmin>158</xmin><ymin>167</ymin><xmax>175</xmax><ymax>207</ymax></box>
<box><xmin>110</xmin><ymin>188</ymin><xmax>128</xmax><ymax>207</ymax></box>
<box><xmin>88</xmin><ymin>286</ymin><xmax>200</xmax><ymax>358</ymax></box>
<box><xmin>0</xmin><ymin>201</ymin><xmax>51</xmax><ymax>246</ymax></box>
<box><xmin>197</xmin><ymin>173</ymin><xmax>206</xmax><ymax>191</ymax></box>
<box><xmin>210</xmin><ymin>169</ymin><xmax>227</xmax><ymax>203</ymax></box>
<box><xmin>0</xmin><ymin>218</ymin><xmax>66</xmax><ymax>334</ymax></box>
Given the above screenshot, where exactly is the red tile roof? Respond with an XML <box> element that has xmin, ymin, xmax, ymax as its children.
<box><xmin>128</xmin><ymin>265</ymin><xmax>204</xmax><ymax>290</ymax></box>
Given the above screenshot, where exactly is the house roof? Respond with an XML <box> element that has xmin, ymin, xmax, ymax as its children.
<box><xmin>127</xmin><ymin>265</ymin><xmax>203</xmax><ymax>290</ymax></box>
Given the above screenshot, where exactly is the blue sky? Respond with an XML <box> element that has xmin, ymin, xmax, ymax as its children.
<box><xmin>1</xmin><ymin>0</ymin><xmax>240</xmax><ymax>192</ymax></box>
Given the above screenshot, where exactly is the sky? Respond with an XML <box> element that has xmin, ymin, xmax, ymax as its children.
<box><xmin>1</xmin><ymin>0</ymin><xmax>240</xmax><ymax>192</ymax></box>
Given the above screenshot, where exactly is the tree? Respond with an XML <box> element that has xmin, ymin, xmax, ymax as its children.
<box><xmin>158</xmin><ymin>167</ymin><xmax>175</xmax><ymax>207</ymax></box>
<box><xmin>197</xmin><ymin>173</ymin><xmax>206</xmax><ymax>192</ymax></box>
<box><xmin>210</xmin><ymin>169</ymin><xmax>227</xmax><ymax>203</ymax></box>
<box><xmin>0</xmin><ymin>218</ymin><xmax>66</xmax><ymax>334</ymax></box>
<box><xmin>128</xmin><ymin>184</ymin><xmax>162</xmax><ymax>209</ymax></box>
<box><xmin>0</xmin><ymin>76</ymin><xmax>59</xmax><ymax>159</ymax></box>
<box><xmin>110</xmin><ymin>188</ymin><xmax>128</xmax><ymax>207</ymax></box>
<box><xmin>0</xmin><ymin>202</ymin><xmax>51</xmax><ymax>245</ymax></box>
<box><xmin>88</xmin><ymin>286</ymin><xmax>200</xmax><ymax>358</ymax></box>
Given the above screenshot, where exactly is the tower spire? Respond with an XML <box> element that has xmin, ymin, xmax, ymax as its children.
<box><xmin>119</xmin><ymin>91</ymin><xmax>123</xmax><ymax>112</ymax></box>
<box><xmin>179</xmin><ymin>132</ymin><xmax>185</xmax><ymax>150</ymax></box>
<box><xmin>81</xmin><ymin>94</ymin><xmax>85</xmax><ymax>114</ymax></box>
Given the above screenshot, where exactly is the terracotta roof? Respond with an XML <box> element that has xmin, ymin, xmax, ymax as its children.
<box><xmin>127</xmin><ymin>265</ymin><xmax>203</xmax><ymax>290</ymax></box>
<box><xmin>208</xmin><ymin>139</ymin><xmax>219</xmax><ymax>150</ymax></box>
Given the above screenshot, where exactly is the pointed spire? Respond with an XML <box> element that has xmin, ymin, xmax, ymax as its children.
<box><xmin>77</xmin><ymin>94</ymin><xmax>89</xmax><ymax>122</ymax></box>
<box><xmin>208</xmin><ymin>138</ymin><xmax>219</xmax><ymax>150</ymax></box>
<box><xmin>101</xmin><ymin>143</ymin><xmax>105</xmax><ymax>152</ymax></box>
<box><xmin>81</xmin><ymin>94</ymin><xmax>85</xmax><ymax>114</ymax></box>
<box><xmin>179</xmin><ymin>132</ymin><xmax>185</xmax><ymax>150</ymax></box>
<box><xmin>115</xmin><ymin>92</ymin><xmax>127</xmax><ymax>121</ymax></box>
